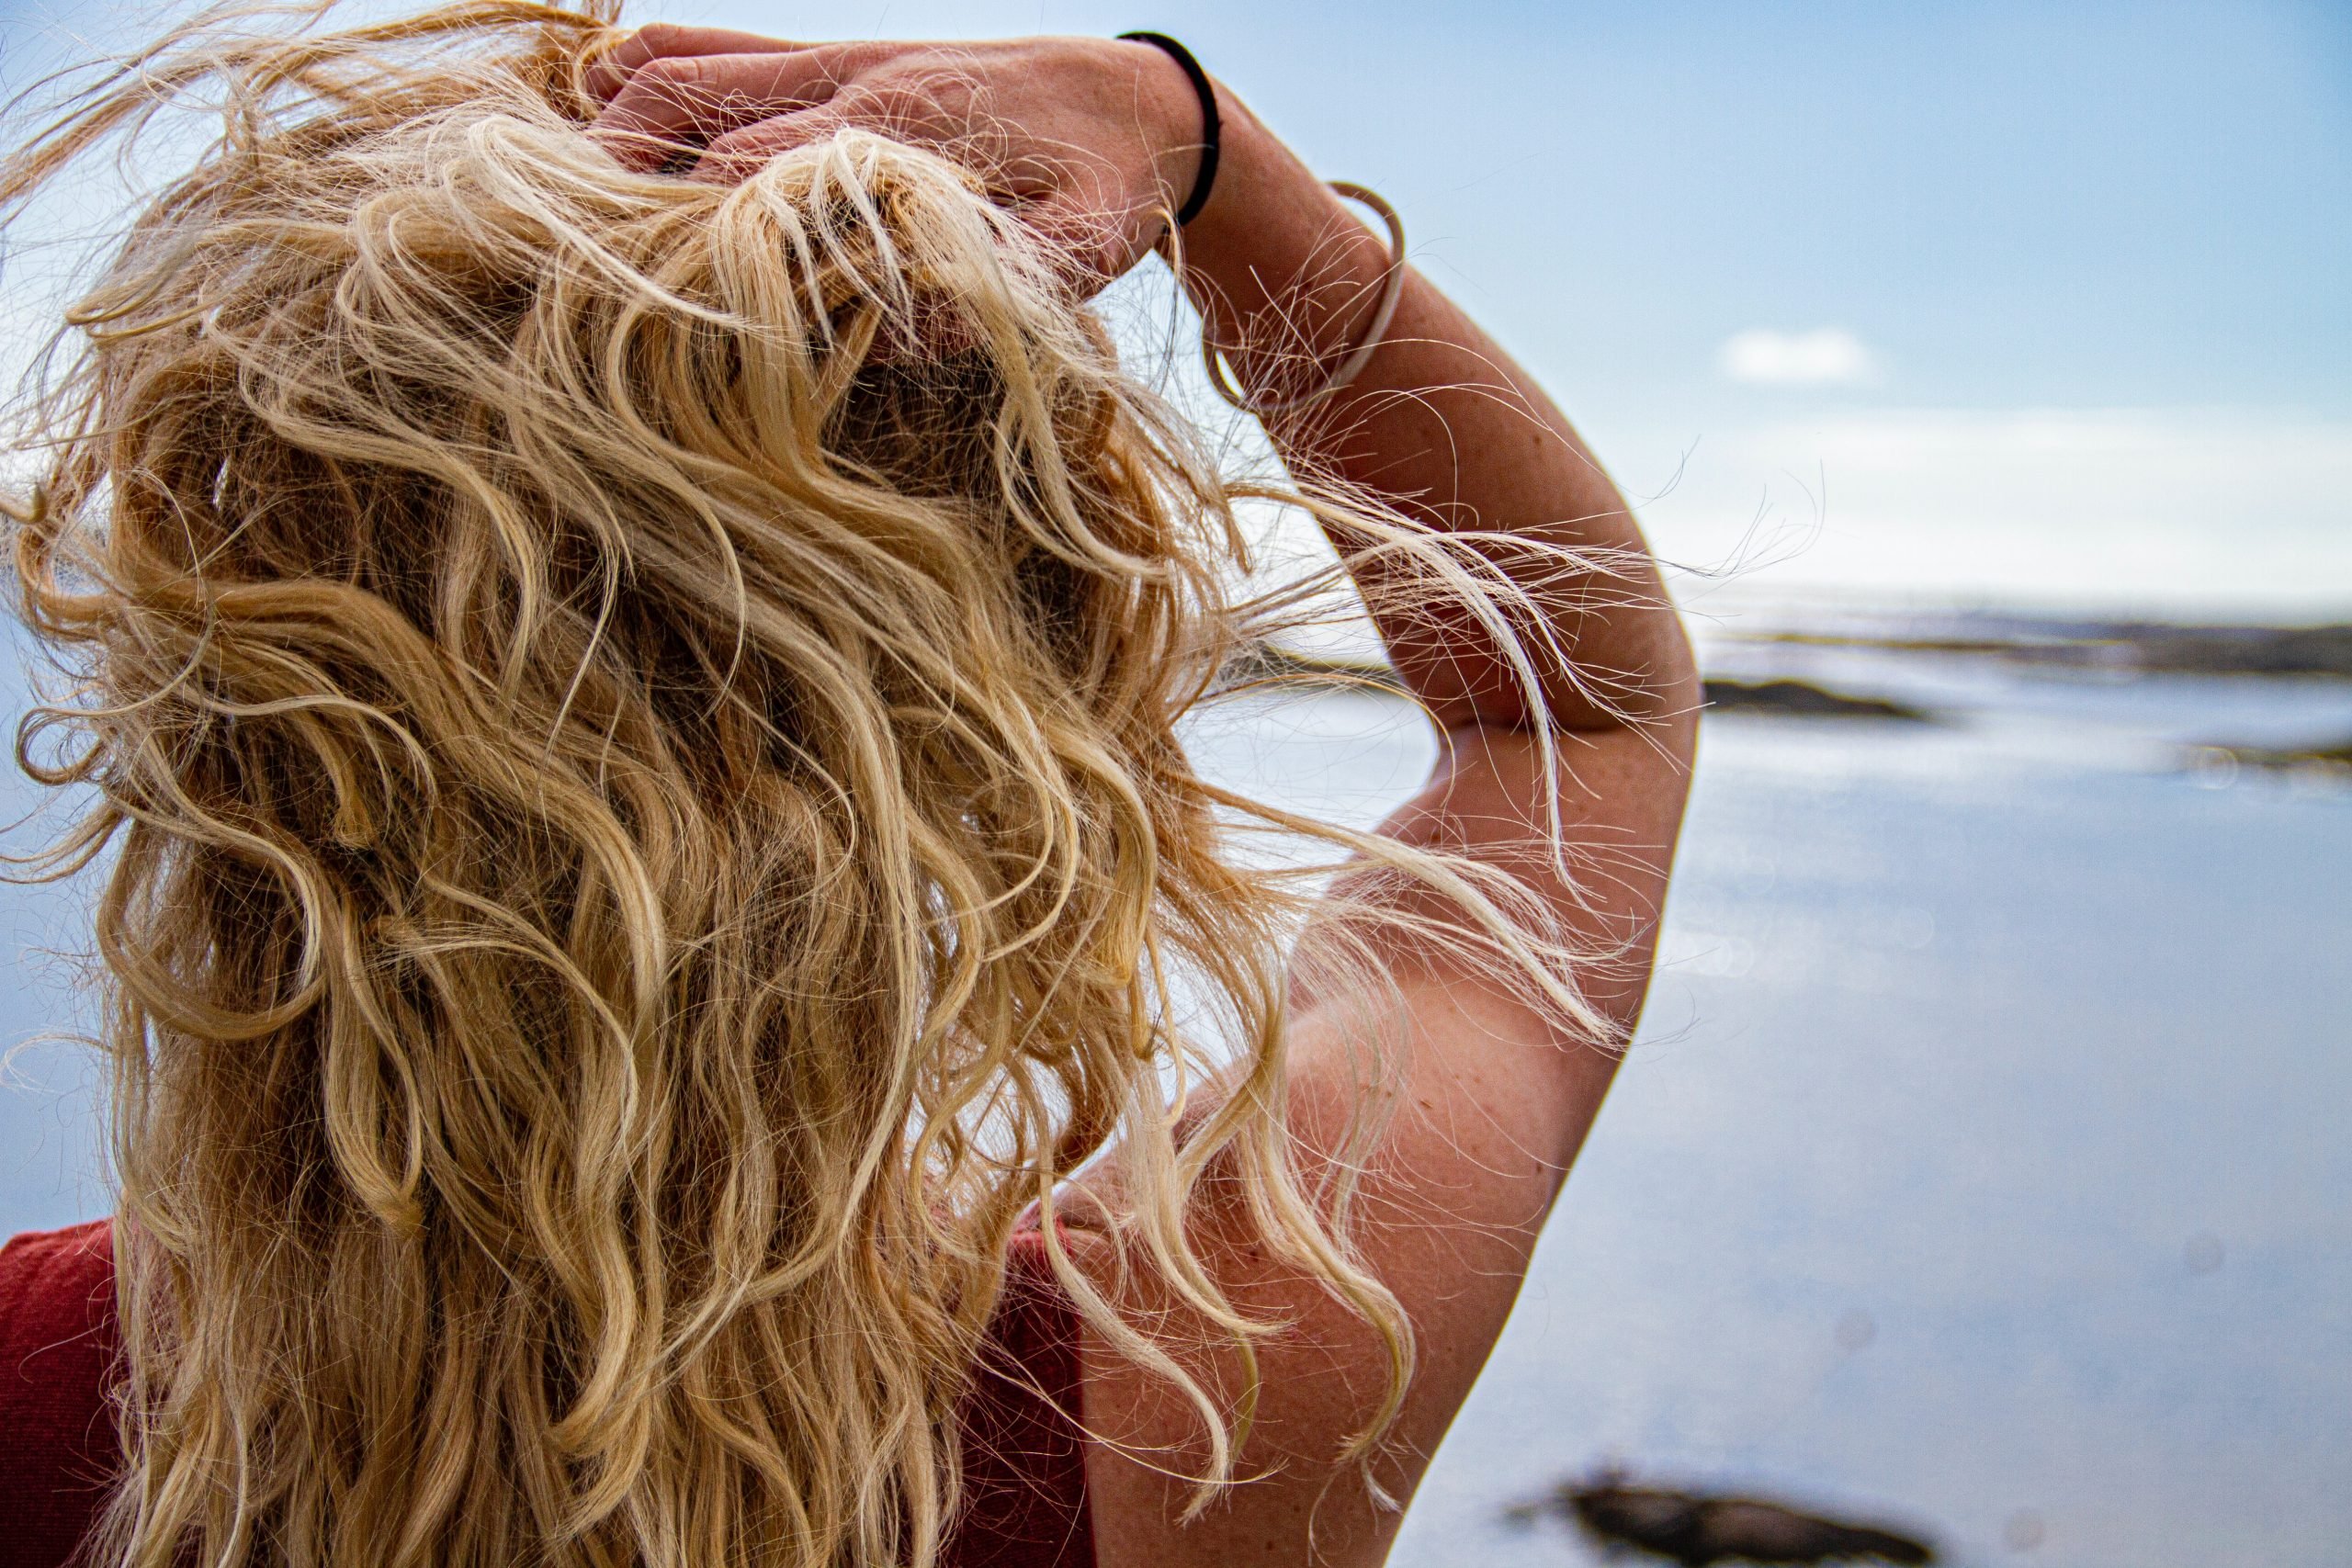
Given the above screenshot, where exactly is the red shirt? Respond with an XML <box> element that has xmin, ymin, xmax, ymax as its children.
<box><xmin>0</xmin><ymin>1221</ymin><xmax>1093</xmax><ymax>1568</ymax></box>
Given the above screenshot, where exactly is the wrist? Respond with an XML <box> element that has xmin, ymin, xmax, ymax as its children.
<box><xmin>1178</xmin><ymin>100</ymin><xmax>1392</xmax><ymax>353</ymax></box>
<box><xmin>1112</xmin><ymin>37</ymin><xmax>1216</xmax><ymax>233</ymax></box>
<box><xmin>1179</xmin><ymin>91</ymin><xmax>1322</xmax><ymax>271</ymax></box>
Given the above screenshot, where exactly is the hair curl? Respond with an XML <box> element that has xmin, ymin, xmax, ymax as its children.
<box><xmin>0</xmin><ymin>4</ymin><xmax>1600</xmax><ymax>1564</ymax></box>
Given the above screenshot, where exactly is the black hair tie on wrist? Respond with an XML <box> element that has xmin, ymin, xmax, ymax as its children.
<box><xmin>1117</xmin><ymin>31</ymin><xmax>1221</xmax><ymax>227</ymax></box>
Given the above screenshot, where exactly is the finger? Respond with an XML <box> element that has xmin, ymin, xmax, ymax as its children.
<box><xmin>1019</xmin><ymin>193</ymin><xmax>1136</xmax><ymax>301</ymax></box>
<box><xmin>583</xmin><ymin>22</ymin><xmax>808</xmax><ymax>102</ymax></box>
<box><xmin>685</xmin><ymin>107</ymin><xmax>858</xmax><ymax>186</ymax></box>
<box><xmin>592</xmin><ymin>51</ymin><xmax>846</xmax><ymax>171</ymax></box>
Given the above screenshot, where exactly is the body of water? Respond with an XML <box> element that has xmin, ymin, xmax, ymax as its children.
<box><xmin>5</xmin><ymin>648</ymin><xmax>2347</xmax><ymax>1568</ymax></box>
<box><xmin>1186</xmin><ymin>660</ymin><xmax>2352</xmax><ymax>1568</ymax></box>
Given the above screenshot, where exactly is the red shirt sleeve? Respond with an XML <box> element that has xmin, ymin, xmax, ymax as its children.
<box><xmin>944</xmin><ymin>1227</ymin><xmax>1097</xmax><ymax>1568</ymax></box>
<box><xmin>0</xmin><ymin>1218</ymin><xmax>121</xmax><ymax>1568</ymax></box>
<box><xmin>0</xmin><ymin>1220</ymin><xmax>1093</xmax><ymax>1568</ymax></box>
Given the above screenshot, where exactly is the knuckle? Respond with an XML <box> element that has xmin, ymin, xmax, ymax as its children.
<box><xmin>835</xmin><ymin>83</ymin><xmax>893</xmax><ymax>120</ymax></box>
<box><xmin>629</xmin><ymin>56</ymin><xmax>722</xmax><ymax>115</ymax></box>
<box><xmin>829</xmin><ymin>40</ymin><xmax>894</xmax><ymax>74</ymax></box>
<box><xmin>639</xmin><ymin>53</ymin><xmax>706</xmax><ymax>86</ymax></box>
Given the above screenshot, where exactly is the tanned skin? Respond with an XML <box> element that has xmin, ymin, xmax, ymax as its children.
<box><xmin>593</xmin><ymin>32</ymin><xmax>1700</xmax><ymax>1566</ymax></box>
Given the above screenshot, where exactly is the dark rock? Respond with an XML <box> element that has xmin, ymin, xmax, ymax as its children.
<box><xmin>2190</xmin><ymin>738</ymin><xmax>2352</xmax><ymax>775</ymax></box>
<box><xmin>1218</xmin><ymin>641</ymin><xmax>1406</xmax><ymax>694</ymax></box>
<box><xmin>1515</xmin><ymin>1469</ymin><xmax>1936</xmax><ymax>1567</ymax></box>
<box><xmin>1741</xmin><ymin>616</ymin><xmax>2352</xmax><ymax>680</ymax></box>
<box><xmin>2082</xmin><ymin>621</ymin><xmax>2352</xmax><ymax>678</ymax></box>
<box><xmin>1702</xmin><ymin>679</ymin><xmax>1931</xmax><ymax>722</ymax></box>
<box><xmin>2201</xmin><ymin>738</ymin><xmax>2352</xmax><ymax>771</ymax></box>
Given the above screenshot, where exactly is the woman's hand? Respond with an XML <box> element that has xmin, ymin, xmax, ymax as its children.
<box><xmin>586</xmin><ymin>26</ymin><xmax>1206</xmax><ymax>292</ymax></box>
<box><xmin>596</xmin><ymin>28</ymin><xmax>1700</xmax><ymax>1568</ymax></box>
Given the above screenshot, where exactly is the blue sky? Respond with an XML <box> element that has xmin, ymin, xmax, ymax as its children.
<box><xmin>683</xmin><ymin>0</ymin><xmax>2352</xmax><ymax>612</ymax></box>
<box><xmin>5</xmin><ymin>0</ymin><xmax>2347</xmax><ymax>610</ymax></box>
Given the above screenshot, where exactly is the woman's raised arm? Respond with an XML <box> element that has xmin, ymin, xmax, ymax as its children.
<box><xmin>1073</xmin><ymin>54</ymin><xmax>1700</xmax><ymax>1568</ymax></box>
<box><xmin>591</xmin><ymin>39</ymin><xmax>1700</xmax><ymax>1564</ymax></box>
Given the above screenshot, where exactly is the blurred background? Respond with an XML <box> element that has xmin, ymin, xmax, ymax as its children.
<box><xmin>1</xmin><ymin>3</ymin><xmax>2346</xmax><ymax>1566</ymax></box>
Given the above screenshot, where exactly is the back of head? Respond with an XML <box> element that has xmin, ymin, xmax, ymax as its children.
<box><xmin>1</xmin><ymin>5</ymin><xmax>1383</xmax><ymax>1563</ymax></box>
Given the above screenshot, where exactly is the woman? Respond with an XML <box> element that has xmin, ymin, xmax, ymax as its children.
<box><xmin>0</xmin><ymin>5</ymin><xmax>1696</xmax><ymax>1565</ymax></box>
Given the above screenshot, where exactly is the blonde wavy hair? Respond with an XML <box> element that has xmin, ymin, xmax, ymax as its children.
<box><xmin>0</xmin><ymin>4</ymin><xmax>1598</xmax><ymax>1564</ymax></box>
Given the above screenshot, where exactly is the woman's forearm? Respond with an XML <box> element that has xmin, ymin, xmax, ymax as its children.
<box><xmin>1174</xmin><ymin>86</ymin><xmax>1699</xmax><ymax>736</ymax></box>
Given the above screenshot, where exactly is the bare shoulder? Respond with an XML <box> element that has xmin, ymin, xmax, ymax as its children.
<box><xmin>1069</xmin><ymin>724</ymin><xmax>1689</xmax><ymax>1565</ymax></box>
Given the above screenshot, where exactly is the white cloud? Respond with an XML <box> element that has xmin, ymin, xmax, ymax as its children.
<box><xmin>1719</xmin><ymin>327</ymin><xmax>1879</xmax><ymax>388</ymax></box>
<box><xmin>1616</xmin><ymin>408</ymin><xmax>2352</xmax><ymax>615</ymax></box>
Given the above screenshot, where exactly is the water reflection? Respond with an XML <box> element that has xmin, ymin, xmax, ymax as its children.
<box><xmin>4</xmin><ymin>629</ymin><xmax>2346</xmax><ymax>1567</ymax></box>
<box><xmin>1179</xmin><ymin>652</ymin><xmax>2351</xmax><ymax>1568</ymax></box>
